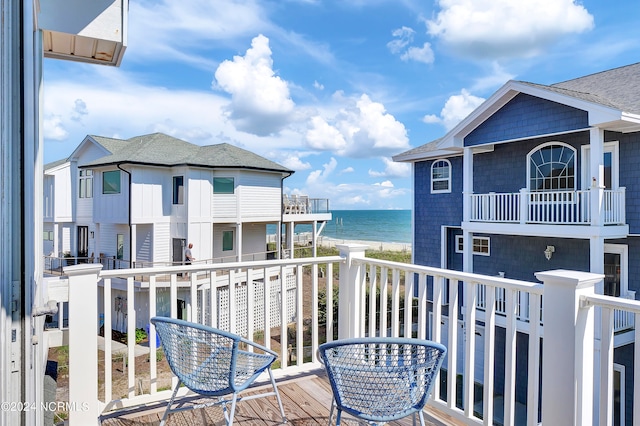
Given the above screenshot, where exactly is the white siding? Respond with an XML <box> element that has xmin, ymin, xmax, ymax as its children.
<box><xmin>154</xmin><ymin>222</ymin><xmax>171</xmax><ymax>263</ymax></box>
<box><xmin>76</xmin><ymin>198</ymin><xmax>93</xmax><ymax>221</ymax></box>
<box><xmin>131</xmin><ymin>167</ymin><xmax>170</xmax><ymax>222</ymax></box>
<box><xmin>187</xmin><ymin>169</ymin><xmax>213</xmax><ymax>220</ymax></box>
<box><xmin>212</xmin><ymin>171</ymin><xmax>238</xmax><ymax>220</ymax></box>
<box><xmin>53</xmin><ymin>165</ymin><xmax>73</xmax><ymax>221</ymax></box>
<box><xmin>213</xmin><ymin>225</ymin><xmax>237</xmax><ymax>261</ymax></box>
<box><xmin>93</xmin><ymin>168</ymin><xmax>129</xmax><ymax>224</ymax></box>
<box><xmin>238</xmin><ymin>172</ymin><xmax>281</xmax><ymax>221</ymax></box>
<box><xmin>136</xmin><ymin>224</ymin><xmax>153</xmax><ymax>264</ymax></box>
<box><xmin>98</xmin><ymin>223</ymin><xmax>129</xmax><ymax>260</ymax></box>
<box><xmin>242</xmin><ymin>224</ymin><xmax>268</xmax><ymax>261</ymax></box>
<box><xmin>186</xmin><ymin>222</ymin><xmax>213</xmax><ymax>262</ymax></box>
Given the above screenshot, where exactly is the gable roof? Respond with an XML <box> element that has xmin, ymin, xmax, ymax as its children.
<box><xmin>394</xmin><ymin>62</ymin><xmax>640</xmax><ymax>162</ymax></box>
<box><xmin>73</xmin><ymin>133</ymin><xmax>292</xmax><ymax>173</ymax></box>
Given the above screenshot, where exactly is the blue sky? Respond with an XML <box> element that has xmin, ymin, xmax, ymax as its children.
<box><xmin>43</xmin><ymin>0</ymin><xmax>640</xmax><ymax>210</ymax></box>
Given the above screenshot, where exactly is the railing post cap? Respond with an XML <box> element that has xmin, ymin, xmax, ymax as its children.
<box><xmin>535</xmin><ymin>269</ymin><xmax>604</xmax><ymax>288</ymax></box>
<box><xmin>63</xmin><ymin>263</ymin><xmax>103</xmax><ymax>276</ymax></box>
<box><xmin>335</xmin><ymin>243</ymin><xmax>368</xmax><ymax>256</ymax></box>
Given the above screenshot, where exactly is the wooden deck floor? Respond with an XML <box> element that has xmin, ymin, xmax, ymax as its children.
<box><xmin>99</xmin><ymin>372</ymin><xmax>464</xmax><ymax>426</ymax></box>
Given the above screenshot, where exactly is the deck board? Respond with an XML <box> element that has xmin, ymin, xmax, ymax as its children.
<box><xmin>99</xmin><ymin>372</ymin><xmax>464</xmax><ymax>426</ymax></box>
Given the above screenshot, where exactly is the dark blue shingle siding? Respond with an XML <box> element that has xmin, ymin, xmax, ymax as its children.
<box><xmin>465</xmin><ymin>93</ymin><xmax>589</xmax><ymax>147</ymax></box>
<box><xmin>414</xmin><ymin>158</ymin><xmax>463</xmax><ymax>268</ymax></box>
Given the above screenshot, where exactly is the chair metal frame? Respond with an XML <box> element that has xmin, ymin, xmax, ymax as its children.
<box><xmin>151</xmin><ymin>317</ymin><xmax>287</xmax><ymax>426</ymax></box>
<box><xmin>318</xmin><ymin>337</ymin><xmax>446</xmax><ymax>426</ymax></box>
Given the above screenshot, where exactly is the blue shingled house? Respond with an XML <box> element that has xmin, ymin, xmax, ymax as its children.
<box><xmin>394</xmin><ymin>62</ymin><xmax>640</xmax><ymax>425</ymax></box>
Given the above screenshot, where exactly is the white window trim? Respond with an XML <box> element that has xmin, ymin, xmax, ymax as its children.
<box><xmin>431</xmin><ymin>159</ymin><xmax>451</xmax><ymax>194</ymax></box>
<box><xmin>580</xmin><ymin>141</ymin><xmax>619</xmax><ymax>190</ymax></box>
<box><xmin>613</xmin><ymin>363</ymin><xmax>625</xmax><ymax>426</ymax></box>
<box><xmin>526</xmin><ymin>141</ymin><xmax>577</xmax><ymax>192</ymax></box>
<box><xmin>604</xmin><ymin>243</ymin><xmax>628</xmax><ymax>297</ymax></box>
<box><xmin>455</xmin><ymin>235</ymin><xmax>490</xmax><ymax>256</ymax></box>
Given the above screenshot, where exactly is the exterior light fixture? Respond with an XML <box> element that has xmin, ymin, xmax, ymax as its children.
<box><xmin>544</xmin><ymin>245</ymin><xmax>555</xmax><ymax>260</ymax></box>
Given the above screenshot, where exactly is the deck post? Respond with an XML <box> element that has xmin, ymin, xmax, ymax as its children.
<box><xmin>535</xmin><ymin>269</ymin><xmax>603</xmax><ymax>426</ymax></box>
<box><xmin>336</xmin><ymin>244</ymin><xmax>368</xmax><ymax>339</ymax></box>
<box><xmin>64</xmin><ymin>263</ymin><xmax>103</xmax><ymax>425</ymax></box>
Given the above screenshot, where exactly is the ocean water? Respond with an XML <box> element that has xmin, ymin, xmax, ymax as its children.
<box><xmin>269</xmin><ymin>210</ymin><xmax>412</xmax><ymax>243</ymax></box>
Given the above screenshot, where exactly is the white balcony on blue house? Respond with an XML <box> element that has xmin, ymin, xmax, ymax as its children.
<box><xmin>466</xmin><ymin>186</ymin><xmax>627</xmax><ymax>238</ymax></box>
<box><xmin>42</xmin><ymin>245</ymin><xmax>640</xmax><ymax>425</ymax></box>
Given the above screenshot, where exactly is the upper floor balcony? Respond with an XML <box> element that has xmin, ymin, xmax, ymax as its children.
<box><xmin>466</xmin><ymin>187</ymin><xmax>627</xmax><ymax>237</ymax></box>
<box><xmin>42</xmin><ymin>245</ymin><xmax>640</xmax><ymax>425</ymax></box>
<box><xmin>282</xmin><ymin>194</ymin><xmax>330</xmax><ymax>216</ymax></box>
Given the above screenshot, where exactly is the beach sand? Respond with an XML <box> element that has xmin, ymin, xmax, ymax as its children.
<box><xmin>317</xmin><ymin>236</ymin><xmax>411</xmax><ymax>252</ymax></box>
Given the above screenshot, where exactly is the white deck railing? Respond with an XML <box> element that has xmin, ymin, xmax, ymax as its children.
<box><xmin>469</xmin><ymin>188</ymin><xmax>626</xmax><ymax>225</ymax></box>
<box><xmin>56</xmin><ymin>244</ymin><xmax>640</xmax><ymax>425</ymax></box>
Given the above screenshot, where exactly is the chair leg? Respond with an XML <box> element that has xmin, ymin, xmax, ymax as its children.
<box><xmin>159</xmin><ymin>379</ymin><xmax>182</xmax><ymax>426</ymax></box>
<box><xmin>227</xmin><ymin>393</ymin><xmax>239</xmax><ymax>426</ymax></box>
<box><xmin>268</xmin><ymin>368</ymin><xmax>287</xmax><ymax>423</ymax></box>
<box><xmin>327</xmin><ymin>398</ymin><xmax>335</xmax><ymax>426</ymax></box>
<box><xmin>418</xmin><ymin>409</ymin><xmax>426</xmax><ymax>426</ymax></box>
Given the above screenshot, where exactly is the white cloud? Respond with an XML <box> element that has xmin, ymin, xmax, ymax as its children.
<box><xmin>375</xmin><ymin>180</ymin><xmax>394</xmax><ymax>188</ymax></box>
<box><xmin>340</xmin><ymin>167</ymin><xmax>354</xmax><ymax>174</ymax></box>
<box><xmin>307</xmin><ymin>93</ymin><xmax>409</xmax><ymax>158</ymax></box>
<box><xmin>421</xmin><ymin>114</ymin><xmax>441</xmax><ymax>124</ymax></box>
<box><xmin>369</xmin><ymin>157</ymin><xmax>412</xmax><ymax>178</ymax></box>
<box><xmin>427</xmin><ymin>0</ymin><xmax>594</xmax><ymax>59</ymax></box>
<box><xmin>71</xmin><ymin>99</ymin><xmax>88</xmax><ymax>122</ymax></box>
<box><xmin>313</xmin><ymin>81</ymin><xmax>325</xmax><ymax>90</ymax></box>
<box><xmin>425</xmin><ymin>89</ymin><xmax>485</xmax><ymax>130</ymax></box>
<box><xmin>306</xmin><ymin>157</ymin><xmax>338</xmax><ymax>186</ymax></box>
<box><xmin>470</xmin><ymin>62</ymin><xmax>516</xmax><ymax>92</ymax></box>
<box><xmin>306</xmin><ymin>116</ymin><xmax>347</xmax><ymax>151</ymax></box>
<box><xmin>214</xmin><ymin>34</ymin><xmax>295</xmax><ymax>136</ymax></box>
<box><xmin>43</xmin><ymin>115</ymin><xmax>68</xmax><ymax>141</ymax></box>
<box><xmin>400</xmin><ymin>43</ymin><xmax>434</xmax><ymax>64</ymax></box>
<box><xmin>387</xmin><ymin>27</ymin><xmax>415</xmax><ymax>54</ymax></box>
<box><xmin>281</xmin><ymin>155</ymin><xmax>312</xmax><ymax>171</ymax></box>
<box><xmin>388</xmin><ymin>27</ymin><xmax>434</xmax><ymax>64</ymax></box>
<box><xmin>128</xmin><ymin>0</ymin><xmax>269</xmax><ymax>68</ymax></box>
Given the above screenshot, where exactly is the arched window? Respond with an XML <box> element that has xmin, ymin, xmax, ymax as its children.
<box><xmin>527</xmin><ymin>142</ymin><xmax>576</xmax><ymax>191</ymax></box>
<box><xmin>431</xmin><ymin>159</ymin><xmax>451</xmax><ymax>193</ymax></box>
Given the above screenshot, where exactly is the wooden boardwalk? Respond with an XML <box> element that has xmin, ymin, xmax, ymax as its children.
<box><xmin>99</xmin><ymin>372</ymin><xmax>464</xmax><ymax>426</ymax></box>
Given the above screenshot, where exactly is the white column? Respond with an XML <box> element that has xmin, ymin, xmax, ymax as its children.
<box><xmin>590</xmin><ymin>127</ymin><xmax>605</xmax><ymax>227</ymax></box>
<box><xmin>590</xmin><ymin>236</ymin><xmax>605</xmax><ymax>422</ymax></box>
<box><xmin>236</xmin><ymin>222</ymin><xmax>242</xmax><ymax>261</ymax></box>
<box><xmin>535</xmin><ymin>269</ymin><xmax>603</xmax><ymax>426</ymax></box>
<box><xmin>462</xmin><ymin>147</ymin><xmax>473</xmax><ymax>223</ymax></box>
<box><xmin>287</xmin><ymin>222</ymin><xmax>294</xmax><ymax>259</ymax></box>
<box><xmin>336</xmin><ymin>244</ymin><xmax>367</xmax><ymax>339</ymax></box>
<box><xmin>64</xmin><ymin>263</ymin><xmax>103</xmax><ymax>425</ymax></box>
<box><xmin>130</xmin><ymin>223</ymin><xmax>136</xmax><ymax>265</ymax></box>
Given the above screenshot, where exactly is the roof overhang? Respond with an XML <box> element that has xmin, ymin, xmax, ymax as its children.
<box><xmin>399</xmin><ymin>80</ymin><xmax>637</xmax><ymax>162</ymax></box>
<box><xmin>37</xmin><ymin>0</ymin><xmax>128</xmax><ymax>67</ymax></box>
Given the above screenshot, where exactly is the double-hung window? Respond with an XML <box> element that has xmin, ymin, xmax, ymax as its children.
<box><xmin>431</xmin><ymin>159</ymin><xmax>451</xmax><ymax>193</ymax></box>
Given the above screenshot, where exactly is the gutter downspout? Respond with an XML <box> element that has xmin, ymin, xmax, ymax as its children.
<box><xmin>117</xmin><ymin>164</ymin><xmax>132</xmax><ymax>267</ymax></box>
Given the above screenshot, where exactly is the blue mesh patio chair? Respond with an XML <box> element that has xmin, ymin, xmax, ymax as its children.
<box><xmin>150</xmin><ymin>317</ymin><xmax>287</xmax><ymax>426</ymax></box>
<box><xmin>318</xmin><ymin>338</ymin><xmax>446</xmax><ymax>426</ymax></box>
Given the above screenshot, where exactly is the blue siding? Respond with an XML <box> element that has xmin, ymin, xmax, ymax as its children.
<box><xmin>414</xmin><ymin>158</ymin><xmax>463</xmax><ymax>268</ymax></box>
<box><xmin>473</xmin><ymin>132</ymin><xmax>588</xmax><ymax>194</ymax></box>
<box><xmin>618</xmin><ymin>132</ymin><xmax>640</xmax><ymax>233</ymax></box>
<box><xmin>469</xmin><ymin>235</ymin><xmax>589</xmax><ymax>281</ymax></box>
<box><xmin>465</xmin><ymin>94</ymin><xmax>588</xmax><ymax>147</ymax></box>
